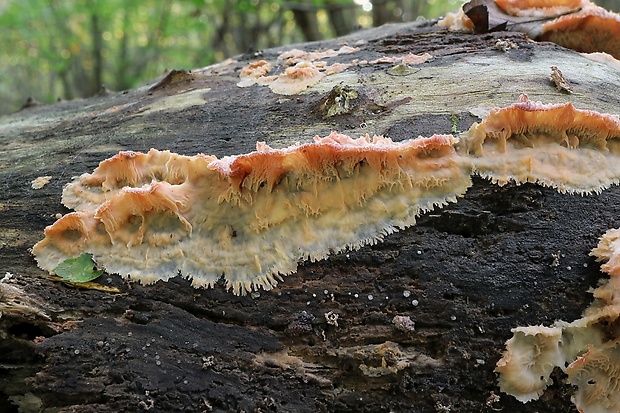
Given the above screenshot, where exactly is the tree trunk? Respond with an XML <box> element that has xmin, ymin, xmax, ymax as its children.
<box><xmin>91</xmin><ymin>12</ymin><xmax>104</xmax><ymax>94</ymax></box>
<box><xmin>291</xmin><ymin>5</ymin><xmax>322</xmax><ymax>42</ymax></box>
<box><xmin>1</xmin><ymin>21</ymin><xmax>619</xmax><ymax>413</ymax></box>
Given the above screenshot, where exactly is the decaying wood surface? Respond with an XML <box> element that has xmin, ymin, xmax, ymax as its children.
<box><xmin>2</xmin><ymin>19</ymin><xmax>620</xmax><ymax>412</ymax></box>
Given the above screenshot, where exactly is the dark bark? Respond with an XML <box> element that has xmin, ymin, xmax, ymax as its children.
<box><xmin>1</xmin><ymin>21</ymin><xmax>619</xmax><ymax>413</ymax></box>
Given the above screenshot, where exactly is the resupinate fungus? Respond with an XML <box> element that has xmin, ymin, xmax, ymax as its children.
<box><xmin>437</xmin><ymin>0</ymin><xmax>620</xmax><ymax>61</ymax></box>
<box><xmin>462</xmin><ymin>93</ymin><xmax>620</xmax><ymax>193</ymax></box>
<box><xmin>34</xmin><ymin>132</ymin><xmax>471</xmax><ymax>295</ymax></box>
<box><xmin>31</xmin><ymin>88</ymin><xmax>620</xmax><ymax>411</ymax></box>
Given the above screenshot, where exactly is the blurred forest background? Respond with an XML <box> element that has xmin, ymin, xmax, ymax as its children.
<box><xmin>1</xmin><ymin>0</ymin><xmax>619</xmax><ymax>116</ymax></box>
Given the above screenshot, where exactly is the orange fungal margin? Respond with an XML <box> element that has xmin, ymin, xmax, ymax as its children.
<box><xmin>495</xmin><ymin>0</ymin><xmax>591</xmax><ymax>17</ymax></box>
<box><xmin>463</xmin><ymin>94</ymin><xmax>620</xmax><ymax>193</ymax></box>
<box><xmin>540</xmin><ymin>5</ymin><xmax>620</xmax><ymax>59</ymax></box>
<box><xmin>34</xmin><ymin>132</ymin><xmax>472</xmax><ymax>295</ymax></box>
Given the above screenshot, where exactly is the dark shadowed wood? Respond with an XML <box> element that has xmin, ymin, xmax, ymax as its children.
<box><xmin>2</xmin><ymin>20</ymin><xmax>620</xmax><ymax>413</ymax></box>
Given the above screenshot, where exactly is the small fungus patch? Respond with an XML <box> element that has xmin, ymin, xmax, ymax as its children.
<box><xmin>31</xmin><ymin>176</ymin><xmax>51</xmax><ymax>189</ymax></box>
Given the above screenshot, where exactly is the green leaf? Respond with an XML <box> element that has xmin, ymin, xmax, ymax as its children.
<box><xmin>53</xmin><ymin>253</ymin><xmax>104</xmax><ymax>283</ymax></box>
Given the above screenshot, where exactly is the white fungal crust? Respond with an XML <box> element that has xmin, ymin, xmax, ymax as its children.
<box><xmin>495</xmin><ymin>325</ymin><xmax>564</xmax><ymax>402</ymax></box>
<box><xmin>462</xmin><ymin>94</ymin><xmax>620</xmax><ymax>194</ymax></box>
<box><xmin>566</xmin><ymin>341</ymin><xmax>620</xmax><ymax>413</ymax></box>
<box><xmin>33</xmin><ymin>132</ymin><xmax>472</xmax><ymax>295</ymax></box>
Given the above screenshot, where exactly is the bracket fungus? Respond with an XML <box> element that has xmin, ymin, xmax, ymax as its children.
<box><xmin>462</xmin><ymin>94</ymin><xmax>620</xmax><ymax>193</ymax></box>
<box><xmin>494</xmin><ymin>0</ymin><xmax>590</xmax><ymax>16</ymax></box>
<box><xmin>496</xmin><ymin>229</ymin><xmax>620</xmax><ymax>411</ymax></box>
<box><xmin>540</xmin><ymin>5</ymin><xmax>620</xmax><ymax>59</ymax></box>
<box><xmin>439</xmin><ymin>0</ymin><xmax>620</xmax><ymax>61</ymax></box>
<box><xmin>31</xmin><ymin>89</ymin><xmax>620</xmax><ymax>409</ymax></box>
<box><xmin>33</xmin><ymin>132</ymin><xmax>471</xmax><ymax>295</ymax></box>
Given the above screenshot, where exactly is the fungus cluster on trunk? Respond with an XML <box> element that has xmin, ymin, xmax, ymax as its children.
<box><xmin>29</xmin><ymin>1</ymin><xmax>620</xmax><ymax>410</ymax></box>
<box><xmin>34</xmin><ymin>133</ymin><xmax>470</xmax><ymax>295</ymax></box>
<box><xmin>32</xmin><ymin>93</ymin><xmax>620</xmax><ymax>411</ymax></box>
<box><xmin>438</xmin><ymin>0</ymin><xmax>620</xmax><ymax>60</ymax></box>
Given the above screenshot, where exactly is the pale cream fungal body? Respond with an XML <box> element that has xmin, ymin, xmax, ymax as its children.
<box><xmin>33</xmin><ymin>94</ymin><xmax>620</xmax><ymax>411</ymax></box>
<box><xmin>268</xmin><ymin>61</ymin><xmax>325</xmax><ymax>95</ymax></box>
<box><xmin>496</xmin><ymin>229</ymin><xmax>620</xmax><ymax>411</ymax></box>
<box><xmin>34</xmin><ymin>132</ymin><xmax>471</xmax><ymax>295</ymax></box>
<box><xmin>463</xmin><ymin>94</ymin><xmax>620</xmax><ymax>193</ymax></box>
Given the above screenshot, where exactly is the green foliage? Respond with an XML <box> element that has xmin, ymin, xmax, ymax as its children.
<box><xmin>451</xmin><ymin>113</ymin><xmax>460</xmax><ymax>133</ymax></box>
<box><xmin>0</xmin><ymin>0</ymin><xmax>466</xmax><ymax>116</ymax></box>
<box><xmin>53</xmin><ymin>253</ymin><xmax>103</xmax><ymax>283</ymax></box>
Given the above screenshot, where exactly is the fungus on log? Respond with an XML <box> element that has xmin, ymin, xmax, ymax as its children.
<box><xmin>540</xmin><ymin>5</ymin><xmax>620</xmax><ymax>59</ymax></box>
<box><xmin>438</xmin><ymin>0</ymin><xmax>620</xmax><ymax>61</ymax></box>
<box><xmin>462</xmin><ymin>94</ymin><xmax>620</xmax><ymax>193</ymax></box>
<box><xmin>19</xmin><ymin>1</ymin><xmax>620</xmax><ymax>402</ymax></box>
<box><xmin>495</xmin><ymin>0</ymin><xmax>590</xmax><ymax>16</ymax></box>
<box><xmin>268</xmin><ymin>61</ymin><xmax>326</xmax><ymax>95</ymax></box>
<box><xmin>566</xmin><ymin>341</ymin><xmax>620</xmax><ymax>413</ymax></box>
<box><xmin>237</xmin><ymin>45</ymin><xmax>359</xmax><ymax>95</ymax></box>
<box><xmin>33</xmin><ymin>133</ymin><xmax>471</xmax><ymax>295</ymax></box>
<box><xmin>496</xmin><ymin>228</ymin><xmax>620</xmax><ymax>411</ymax></box>
<box><xmin>238</xmin><ymin>46</ymin><xmax>431</xmax><ymax>95</ymax></box>
<box><xmin>237</xmin><ymin>60</ymin><xmax>273</xmax><ymax>87</ymax></box>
